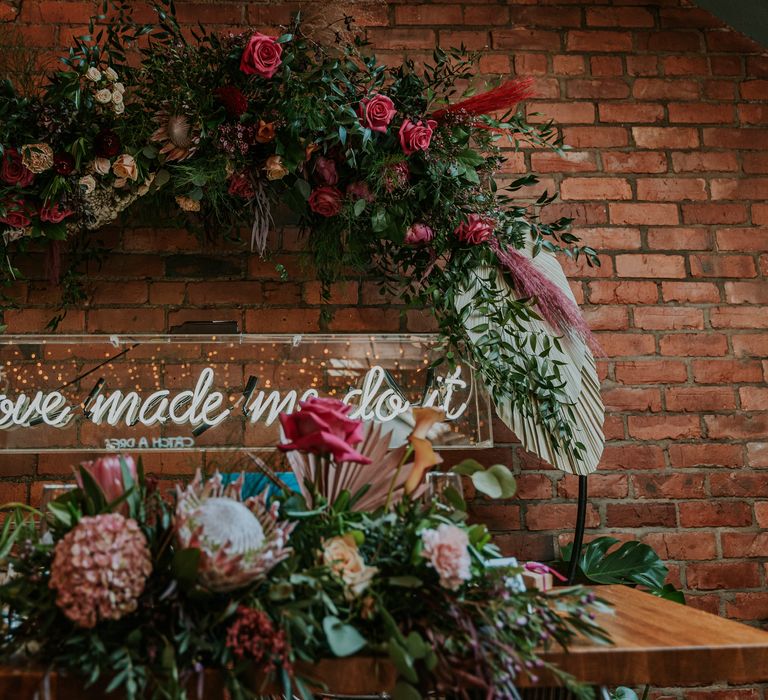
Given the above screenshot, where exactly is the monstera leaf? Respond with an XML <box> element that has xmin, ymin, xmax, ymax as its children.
<box><xmin>561</xmin><ymin>536</ymin><xmax>668</xmax><ymax>589</ymax></box>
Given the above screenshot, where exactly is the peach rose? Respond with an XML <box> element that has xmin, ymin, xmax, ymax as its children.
<box><xmin>112</xmin><ymin>154</ymin><xmax>138</xmax><ymax>181</ymax></box>
<box><xmin>322</xmin><ymin>534</ymin><xmax>378</xmax><ymax>598</ymax></box>
<box><xmin>265</xmin><ymin>155</ymin><xmax>288</xmax><ymax>180</ymax></box>
<box><xmin>420</xmin><ymin>523</ymin><xmax>471</xmax><ymax>591</ymax></box>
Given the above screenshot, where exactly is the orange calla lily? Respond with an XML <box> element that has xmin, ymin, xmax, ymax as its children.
<box><xmin>404</xmin><ymin>436</ymin><xmax>443</xmax><ymax>495</ymax></box>
<box><xmin>411</xmin><ymin>407</ymin><xmax>445</xmax><ymax>440</ymax></box>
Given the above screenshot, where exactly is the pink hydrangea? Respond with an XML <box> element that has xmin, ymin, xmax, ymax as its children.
<box><xmin>421</xmin><ymin>523</ymin><xmax>472</xmax><ymax>591</ymax></box>
<box><xmin>49</xmin><ymin>513</ymin><xmax>152</xmax><ymax>628</ymax></box>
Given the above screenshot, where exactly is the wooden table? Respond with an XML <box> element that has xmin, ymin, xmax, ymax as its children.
<box><xmin>3</xmin><ymin>585</ymin><xmax>768</xmax><ymax>697</ymax></box>
<box><xmin>544</xmin><ymin>584</ymin><xmax>768</xmax><ymax>687</ymax></box>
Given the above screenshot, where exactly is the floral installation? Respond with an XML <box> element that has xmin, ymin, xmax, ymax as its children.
<box><xmin>0</xmin><ymin>1</ymin><xmax>603</xmax><ymax>471</ymax></box>
<box><xmin>0</xmin><ymin>403</ymin><xmax>609</xmax><ymax>700</ymax></box>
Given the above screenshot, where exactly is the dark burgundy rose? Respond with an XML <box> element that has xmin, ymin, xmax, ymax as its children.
<box><xmin>308</xmin><ymin>186</ymin><xmax>343</xmax><ymax>218</ymax></box>
<box><xmin>94</xmin><ymin>130</ymin><xmax>122</xmax><ymax>158</ymax></box>
<box><xmin>1</xmin><ymin>149</ymin><xmax>34</xmax><ymax>187</ymax></box>
<box><xmin>53</xmin><ymin>152</ymin><xmax>76</xmax><ymax>176</ymax></box>
<box><xmin>0</xmin><ymin>197</ymin><xmax>32</xmax><ymax>228</ymax></box>
<box><xmin>314</xmin><ymin>156</ymin><xmax>338</xmax><ymax>186</ymax></box>
<box><xmin>215</xmin><ymin>86</ymin><xmax>248</xmax><ymax>119</ymax></box>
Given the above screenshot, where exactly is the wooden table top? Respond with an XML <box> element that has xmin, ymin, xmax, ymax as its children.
<box><xmin>3</xmin><ymin>584</ymin><xmax>768</xmax><ymax>696</ymax></box>
<box><xmin>543</xmin><ymin>584</ymin><xmax>768</xmax><ymax>686</ymax></box>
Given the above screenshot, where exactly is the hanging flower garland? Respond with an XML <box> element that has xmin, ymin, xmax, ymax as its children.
<box><xmin>0</xmin><ymin>2</ymin><xmax>603</xmax><ymax>470</ymax></box>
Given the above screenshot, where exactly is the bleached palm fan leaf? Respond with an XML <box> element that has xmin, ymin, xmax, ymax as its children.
<box><xmin>456</xmin><ymin>241</ymin><xmax>604</xmax><ymax>475</ymax></box>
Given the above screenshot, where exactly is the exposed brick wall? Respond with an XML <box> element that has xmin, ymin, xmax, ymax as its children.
<box><xmin>2</xmin><ymin>0</ymin><xmax>768</xmax><ymax>696</ymax></box>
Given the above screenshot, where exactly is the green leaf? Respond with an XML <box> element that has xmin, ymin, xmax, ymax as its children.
<box><xmin>387</xmin><ymin>575</ymin><xmax>423</xmax><ymax>588</ymax></box>
<box><xmin>469</xmin><ymin>464</ymin><xmax>516</xmax><ymax>500</ymax></box>
<box><xmin>323</xmin><ymin>616</ymin><xmax>366</xmax><ymax>657</ymax></box>
<box><xmin>387</xmin><ymin>639</ymin><xmax>417</xmax><ymax>683</ymax></box>
<box><xmin>405</xmin><ymin>631</ymin><xmax>427</xmax><ymax>659</ymax></box>
<box><xmin>562</xmin><ymin>536</ymin><xmax>668</xmax><ymax>589</ymax></box>
<box><xmin>651</xmin><ymin>583</ymin><xmax>686</xmax><ymax>605</ymax></box>
<box><xmin>612</xmin><ymin>688</ymin><xmax>639</xmax><ymax>700</ymax></box>
<box><xmin>353</xmin><ymin>198</ymin><xmax>366</xmax><ymax>217</ymax></box>
<box><xmin>450</xmin><ymin>459</ymin><xmax>484</xmax><ymax>476</ymax></box>
<box><xmin>392</xmin><ymin>682</ymin><xmax>422</xmax><ymax>700</ymax></box>
<box><xmin>172</xmin><ymin>548</ymin><xmax>201</xmax><ymax>590</ymax></box>
<box><xmin>295</xmin><ymin>178</ymin><xmax>311</xmax><ymax>200</ymax></box>
<box><xmin>154</xmin><ymin>169</ymin><xmax>170</xmax><ymax>188</ymax></box>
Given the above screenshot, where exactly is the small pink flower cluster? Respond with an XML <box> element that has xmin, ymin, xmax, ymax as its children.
<box><xmin>421</xmin><ymin>523</ymin><xmax>472</xmax><ymax>591</ymax></box>
<box><xmin>49</xmin><ymin>513</ymin><xmax>152</xmax><ymax>628</ymax></box>
<box><xmin>226</xmin><ymin>606</ymin><xmax>292</xmax><ymax>673</ymax></box>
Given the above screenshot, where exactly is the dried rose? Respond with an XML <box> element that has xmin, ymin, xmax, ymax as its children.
<box><xmin>265</xmin><ymin>155</ymin><xmax>288</xmax><ymax>181</ymax></box>
<box><xmin>255</xmin><ymin>119</ymin><xmax>276</xmax><ymax>144</ymax></box>
<box><xmin>112</xmin><ymin>154</ymin><xmax>138</xmax><ymax>181</ymax></box>
<box><xmin>21</xmin><ymin>143</ymin><xmax>54</xmax><ymax>173</ymax></box>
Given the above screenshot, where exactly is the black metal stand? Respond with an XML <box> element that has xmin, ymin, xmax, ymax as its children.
<box><xmin>566</xmin><ymin>475</ymin><xmax>588</xmax><ymax>585</ymax></box>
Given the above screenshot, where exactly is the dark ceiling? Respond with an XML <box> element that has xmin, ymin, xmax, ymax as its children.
<box><xmin>695</xmin><ymin>0</ymin><xmax>768</xmax><ymax>49</ymax></box>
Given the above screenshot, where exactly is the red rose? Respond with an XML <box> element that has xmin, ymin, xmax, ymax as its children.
<box><xmin>308</xmin><ymin>186</ymin><xmax>343</xmax><ymax>217</ymax></box>
<box><xmin>94</xmin><ymin>130</ymin><xmax>122</xmax><ymax>158</ymax></box>
<box><xmin>228</xmin><ymin>172</ymin><xmax>256</xmax><ymax>199</ymax></box>
<box><xmin>357</xmin><ymin>94</ymin><xmax>396</xmax><ymax>133</ymax></box>
<box><xmin>1</xmin><ymin>149</ymin><xmax>34</xmax><ymax>187</ymax></box>
<box><xmin>314</xmin><ymin>156</ymin><xmax>338</xmax><ymax>186</ymax></box>
<box><xmin>398</xmin><ymin>118</ymin><xmax>437</xmax><ymax>155</ymax></box>
<box><xmin>0</xmin><ymin>198</ymin><xmax>31</xmax><ymax>228</ymax></box>
<box><xmin>240</xmin><ymin>33</ymin><xmax>283</xmax><ymax>79</ymax></box>
<box><xmin>278</xmin><ymin>397</ymin><xmax>371</xmax><ymax>464</ymax></box>
<box><xmin>215</xmin><ymin>86</ymin><xmax>248</xmax><ymax>118</ymax></box>
<box><xmin>53</xmin><ymin>152</ymin><xmax>76</xmax><ymax>176</ymax></box>
<box><xmin>455</xmin><ymin>213</ymin><xmax>494</xmax><ymax>246</ymax></box>
<box><xmin>39</xmin><ymin>202</ymin><xmax>73</xmax><ymax>224</ymax></box>
<box><xmin>346</xmin><ymin>181</ymin><xmax>374</xmax><ymax>202</ymax></box>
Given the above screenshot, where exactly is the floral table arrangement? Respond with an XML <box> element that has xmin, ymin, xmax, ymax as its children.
<box><xmin>0</xmin><ymin>0</ymin><xmax>604</xmax><ymax>476</ymax></box>
<box><xmin>0</xmin><ymin>399</ymin><xmax>609</xmax><ymax>700</ymax></box>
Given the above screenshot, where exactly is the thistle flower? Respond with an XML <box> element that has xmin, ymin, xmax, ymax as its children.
<box><xmin>49</xmin><ymin>513</ymin><xmax>152</xmax><ymax>628</ymax></box>
<box><xmin>175</xmin><ymin>470</ymin><xmax>294</xmax><ymax>592</ymax></box>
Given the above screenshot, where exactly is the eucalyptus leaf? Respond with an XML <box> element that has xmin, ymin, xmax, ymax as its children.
<box><xmin>323</xmin><ymin>616</ymin><xmax>366</xmax><ymax>657</ymax></box>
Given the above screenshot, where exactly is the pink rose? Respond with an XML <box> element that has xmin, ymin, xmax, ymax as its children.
<box><xmin>314</xmin><ymin>156</ymin><xmax>338</xmax><ymax>186</ymax></box>
<box><xmin>240</xmin><ymin>32</ymin><xmax>283</xmax><ymax>78</ymax></box>
<box><xmin>405</xmin><ymin>223</ymin><xmax>434</xmax><ymax>246</ymax></box>
<box><xmin>228</xmin><ymin>172</ymin><xmax>256</xmax><ymax>199</ymax></box>
<box><xmin>0</xmin><ymin>198</ymin><xmax>31</xmax><ymax>228</ymax></box>
<box><xmin>77</xmin><ymin>455</ymin><xmax>138</xmax><ymax>507</ymax></box>
<box><xmin>1</xmin><ymin>149</ymin><xmax>35</xmax><ymax>187</ymax></box>
<box><xmin>308</xmin><ymin>186</ymin><xmax>343</xmax><ymax>217</ymax></box>
<box><xmin>278</xmin><ymin>397</ymin><xmax>371</xmax><ymax>464</ymax></box>
<box><xmin>357</xmin><ymin>94</ymin><xmax>396</xmax><ymax>133</ymax></box>
<box><xmin>39</xmin><ymin>202</ymin><xmax>73</xmax><ymax>224</ymax></box>
<box><xmin>398</xmin><ymin>118</ymin><xmax>437</xmax><ymax>155</ymax></box>
<box><xmin>346</xmin><ymin>181</ymin><xmax>374</xmax><ymax>202</ymax></box>
<box><xmin>455</xmin><ymin>213</ymin><xmax>494</xmax><ymax>246</ymax></box>
<box><xmin>421</xmin><ymin>523</ymin><xmax>472</xmax><ymax>591</ymax></box>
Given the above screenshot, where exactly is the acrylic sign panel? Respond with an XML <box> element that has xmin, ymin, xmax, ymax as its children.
<box><xmin>0</xmin><ymin>334</ymin><xmax>492</xmax><ymax>454</ymax></box>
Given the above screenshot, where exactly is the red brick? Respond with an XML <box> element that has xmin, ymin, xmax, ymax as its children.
<box><xmin>682</xmin><ymin>203</ymin><xmax>748</xmax><ymax>225</ymax></box>
<box><xmin>706</xmin><ymin>29</ymin><xmax>763</xmax><ymax>53</ymax></box>
<box><xmin>711</xmin><ymin>178</ymin><xmax>768</xmax><ymax>200</ymax></box>
<box><xmin>710</xmin><ymin>307</ymin><xmax>768</xmax><ymax>329</ymax></box>
<box><xmin>590</xmin><ymin>56</ymin><xmax>623</xmax><ymax>77</ymax></box>
<box><xmin>603</xmin><ymin>387</ymin><xmax>662</xmax><ymax>412</ymax></box>
<box><xmin>742</xmin><ymin>80</ymin><xmax>768</xmax><ymax>100</ymax></box>
<box><xmin>438</xmin><ymin>30</ymin><xmax>490</xmax><ymax>50</ymax></box>
<box><xmin>599</xmin><ymin>104</ymin><xmax>664</xmax><ymax>124</ymax></box>
<box><xmin>734</xmin><ymin>334</ymin><xmax>768</xmax><ymax>357</ymax></box>
<box><xmin>662</xmin><ymin>56</ymin><xmax>708</xmax><ymax>77</ymax></box>
<box><xmin>525</xmin><ymin>503</ymin><xmax>600</xmax><ymax>531</ymax></box>
<box><xmin>562</xmin><ymin>126</ymin><xmax>629</xmax><ymax>148</ymax></box>
<box><xmin>527</xmin><ymin>102</ymin><xmax>595</xmax><ymax>125</ymax></box>
<box><xmin>395</xmin><ymin>5</ymin><xmax>462</xmax><ymax>25</ymax></box>
<box><xmin>530</xmin><ymin>151</ymin><xmax>597</xmax><ymax>173</ymax></box>
<box><xmin>665</xmin><ymin>387</ymin><xmax>736</xmax><ymax>412</ymax></box>
<box><xmin>464</xmin><ymin>6</ymin><xmax>511</xmax><ymax>26</ymax></box>
<box><xmin>740</xmin><ymin>105</ymin><xmax>768</xmax><ymax>126</ymax></box>
<box><xmin>680</xmin><ymin>502</ymin><xmax>753</xmax><ymax>528</ymax></box>
<box><xmin>711</xmin><ymin>56</ymin><xmax>743</xmax><ymax>76</ymax></box>
<box><xmin>643</xmin><ymin>532</ymin><xmax>717</xmax><ymax>561</ymax></box>
<box><xmin>574</xmin><ymin>227</ymin><xmax>642</xmax><ymax>250</ymax></box>
<box><xmin>716</xmin><ymin>229</ymin><xmax>768</xmax><ymax>251</ymax></box>
<box><xmin>751</xmin><ymin>442</ymin><xmax>768</xmax><ymax>467</ymax></box>
<box><xmin>633</xmin><ymin>79</ymin><xmax>700</xmax><ymax>101</ymax></box>
<box><xmin>727</xmin><ymin>594</ymin><xmax>768</xmax><ymax>621</ymax></box>
<box><xmin>600</xmin><ymin>444</ymin><xmax>666</xmax><ymax>470</ymax></box>
<box><xmin>722</xmin><ymin>532</ymin><xmax>768</xmax><ymax>558</ymax></box>
<box><xmin>703</xmin><ymin>128</ymin><xmax>768</xmax><ymax>150</ymax></box>
<box><xmin>693</xmin><ymin>360</ymin><xmax>764</xmax><ymax>383</ymax></box>
<box><xmin>740</xmin><ymin>387</ymin><xmax>768</xmax><ymax>411</ymax></box>
<box><xmin>492</xmin><ymin>29</ymin><xmax>560</xmax><ymax>51</ymax></box>
<box><xmin>687</xmin><ymin>562</ymin><xmax>761</xmax><ymax>590</ymax></box>
<box><xmin>628</xmin><ymin>415</ymin><xmax>700</xmax><ymax>440</ymax></box>
<box><xmin>668</xmin><ymin>103</ymin><xmax>734</xmax><ymax>124</ymax></box>
<box><xmin>589</xmin><ymin>281</ymin><xmax>658</xmax><ymax>304</ymax></box>
<box><xmin>637</xmin><ymin>178</ymin><xmax>707</xmax><ymax>201</ymax></box>
<box><xmin>606</xmin><ymin>503</ymin><xmax>676</xmax><ymax>528</ymax></box>
<box><xmin>642</xmin><ymin>31</ymin><xmax>702</xmax><ymax>53</ymax></box>
<box><xmin>661</xmin><ymin>282</ymin><xmax>720</xmax><ymax>303</ymax></box>
<box><xmin>690</xmin><ymin>255</ymin><xmax>757</xmax><ymax>279</ymax></box>
<box><xmin>626</xmin><ymin>56</ymin><xmax>658</xmax><ymax>77</ymax></box>
<box><xmin>602</xmin><ymin>151</ymin><xmax>668</xmax><ymax>174</ymax></box>
<box><xmin>671</xmin><ymin>151</ymin><xmax>739</xmax><ymax>173</ymax></box>
<box><xmin>567</xmin><ymin>30</ymin><xmax>632</xmax><ymax>52</ymax></box>
<box><xmin>633</xmin><ymin>127</ymin><xmax>699</xmax><ymax>149</ymax></box>
<box><xmin>659</xmin><ymin>333</ymin><xmax>728</xmax><ymax>357</ymax></box>
<box><xmin>585</xmin><ymin>7</ymin><xmax>654</xmax><ymax>27</ymax></box>
<box><xmin>553</xmin><ymin>55</ymin><xmax>586</xmax><ymax>76</ymax></box>
<box><xmin>706</xmin><ymin>414</ymin><xmax>768</xmax><ymax>440</ymax></box>
<box><xmin>244</xmin><ymin>309</ymin><xmax>321</xmax><ymax>333</ymax></box>
<box><xmin>634</xmin><ymin>472</ymin><xmax>707</xmax><ymax>499</ymax></box>
<box><xmin>557</xmin><ymin>474</ymin><xmax>629</xmax><ymax>499</ymax></box>
<box><xmin>566</xmin><ymin>79</ymin><xmax>630</xmax><ymax>100</ymax></box>
<box><xmin>508</xmin><ymin>6</ymin><xmax>582</xmax><ymax>29</ymax></box>
<box><xmin>634</xmin><ymin>307</ymin><xmax>704</xmax><ymax>330</ymax></box>
<box><xmin>647</xmin><ymin>228</ymin><xmax>710</xmax><ymax>250</ymax></box>
<box><xmin>725</xmin><ymin>282</ymin><xmax>768</xmax><ymax>304</ymax></box>
<box><xmin>668</xmin><ymin>443</ymin><xmax>743</xmax><ymax>468</ymax></box>
<box><xmin>560</xmin><ymin>177</ymin><xmax>632</xmax><ymax>201</ymax></box>
<box><xmin>599</xmin><ymin>333</ymin><xmax>656</xmax><ymax>357</ymax></box>
<box><xmin>615</xmin><ymin>253</ymin><xmax>685</xmax><ymax>278</ymax></box>
<box><xmin>582</xmin><ymin>305</ymin><xmax>628</xmax><ymax>331</ymax></box>
<box><xmin>615</xmin><ymin>360</ymin><xmax>687</xmax><ymax>384</ymax></box>
<box><xmin>743</xmin><ymin>154</ymin><xmax>768</xmax><ymax>173</ymax></box>
<box><xmin>367</xmin><ymin>29</ymin><xmax>436</xmax><ymax>50</ymax></box>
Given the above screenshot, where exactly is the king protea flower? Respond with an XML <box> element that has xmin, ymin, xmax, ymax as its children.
<box><xmin>175</xmin><ymin>470</ymin><xmax>294</xmax><ymax>592</ymax></box>
<box><xmin>150</xmin><ymin>108</ymin><xmax>200</xmax><ymax>162</ymax></box>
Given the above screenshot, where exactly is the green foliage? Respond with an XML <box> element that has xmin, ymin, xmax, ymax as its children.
<box><xmin>451</xmin><ymin>459</ymin><xmax>516</xmax><ymax>499</ymax></box>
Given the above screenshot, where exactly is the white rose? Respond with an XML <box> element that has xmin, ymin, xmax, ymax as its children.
<box><xmin>111</xmin><ymin>90</ymin><xmax>123</xmax><ymax>105</ymax></box>
<box><xmin>95</xmin><ymin>88</ymin><xmax>112</xmax><ymax>104</ymax></box>
<box><xmin>113</xmin><ymin>82</ymin><xmax>125</xmax><ymax>94</ymax></box>
<box><xmin>78</xmin><ymin>175</ymin><xmax>96</xmax><ymax>194</ymax></box>
<box><xmin>92</xmin><ymin>157</ymin><xmax>111</xmax><ymax>176</ymax></box>
<box><xmin>104</xmin><ymin>66</ymin><xmax>118</xmax><ymax>82</ymax></box>
<box><xmin>114</xmin><ymin>102</ymin><xmax>125</xmax><ymax>115</ymax></box>
<box><xmin>85</xmin><ymin>66</ymin><xmax>102</xmax><ymax>82</ymax></box>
